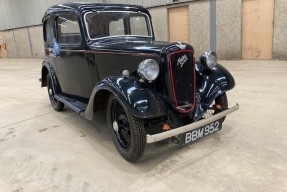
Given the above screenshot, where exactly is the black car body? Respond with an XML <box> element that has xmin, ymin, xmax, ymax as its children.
<box><xmin>41</xmin><ymin>3</ymin><xmax>239</xmax><ymax>162</ymax></box>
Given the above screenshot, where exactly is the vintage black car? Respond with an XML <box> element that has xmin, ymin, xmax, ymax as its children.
<box><xmin>41</xmin><ymin>3</ymin><xmax>239</xmax><ymax>162</ymax></box>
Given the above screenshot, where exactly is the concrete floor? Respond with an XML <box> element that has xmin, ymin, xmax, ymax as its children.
<box><xmin>0</xmin><ymin>59</ymin><xmax>286</xmax><ymax>192</ymax></box>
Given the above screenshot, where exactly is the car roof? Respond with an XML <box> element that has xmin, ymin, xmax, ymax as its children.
<box><xmin>43</xmin><ymin>2</ymin><xmax>149</xmax><ymax>22</ymax></box>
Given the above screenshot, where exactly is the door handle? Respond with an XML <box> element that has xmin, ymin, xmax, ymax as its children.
<box><xmin>48</xmin><ymin>48</ymin><xmax>57</xmax><ymax>57</ymax></box>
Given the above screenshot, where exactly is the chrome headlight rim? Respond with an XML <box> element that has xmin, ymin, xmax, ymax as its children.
<box><xmin>137</xmin><ymin>59</ymin><xmax>159</xmax><ymax>82</ymax></box>
<box><xmin>200</xmin><ymin>51</ymin><xmax>217</xmax><ymax>70</ymax></box>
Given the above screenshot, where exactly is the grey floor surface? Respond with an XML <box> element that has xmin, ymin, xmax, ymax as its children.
<box><xmin>0</xmin><ymin>59</ymin><xmax>286</xmax><ymax>192</ymax></box>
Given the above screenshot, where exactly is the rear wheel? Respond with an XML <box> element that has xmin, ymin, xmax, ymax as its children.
<box><xmin>203</xmin><ymin>92</ymin><xmax>228</xmax><ymax>122</ymax></box>
<box><xmin>47</xmin><ymin>73</ymin><xmax>64</xmax><ymax>111</ymax></box>
<box><xmin>107</xmin><ymin>95</ymin><xmax>146</xmax><ymax>162</ymax></box>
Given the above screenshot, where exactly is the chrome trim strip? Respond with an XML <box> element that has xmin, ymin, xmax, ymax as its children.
<box><xmin>146</xmin><ymin>103</ymin><xmax>239</xmax><ymax>143</ymax></box>
<box><xmin>176</xmin><ymin>104</ymin><xmax>193</xmax><ymax>110</ymax></box>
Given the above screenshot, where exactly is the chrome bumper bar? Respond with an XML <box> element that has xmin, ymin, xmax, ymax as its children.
<box><xmin>146</xmin><ymin>103</ymin><xmax>239</xmax><ymax>143</ymax></box>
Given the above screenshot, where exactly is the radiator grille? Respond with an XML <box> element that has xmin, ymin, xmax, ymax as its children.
<box><xmin>168</xmin><ymin>50</ymin><xmax>195</xmax><ymax>113</ymax></box>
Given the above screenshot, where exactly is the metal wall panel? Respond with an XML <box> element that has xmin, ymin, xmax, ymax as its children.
<box><xmin>0</xmin><ymin>0</ymin><xmax>103</xmax><ymax>30</ymax></box>
<box><xmin>105</xmin><ymin>0</ymin><xmax>171</xmax><ymax>7</ymax></box>
<box><xmin>0</xmin><ymin>0</ymin><xmax>173</xmax><ymax>30</ymax></box>
<box><xmin>0</xmin><ymin>0</ymin><xmax>15</xmax><ymax>29</ymax></box>
<box><xmin>0</xmin><ymin>0</ymin><xmax>5</xmax><ymax>30</ymax></box>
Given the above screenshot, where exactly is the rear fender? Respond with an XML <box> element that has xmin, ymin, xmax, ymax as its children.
<box><xmin>82</xmin><ymin>76</ymin><xmax>166</xmax><ymax>120</ymax></box>
<box><xmin>41</xmin><ymin>60</ymin><xmax>50</xmax><ymax>87</ymax></box>
<box><xmin>41</xmin><ymin>59</ymin><xmax>61</xmax><ymax>93</ymax></box>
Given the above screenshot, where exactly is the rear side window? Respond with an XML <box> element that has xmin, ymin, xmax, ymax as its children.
<box><xmin>44</xmin><ymin>18</ymin><xmax>53</xmax><ymax>45</ymax></box>
<box><xmin>56</xmin><ymin>15</ymin><xmax>81</xmax><ymax>44</ymax></box>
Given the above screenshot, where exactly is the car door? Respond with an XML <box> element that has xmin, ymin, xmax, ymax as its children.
<box><xmin>54</xmin><ymin>13</ymin><xmax>92</xmax><ymax>99</ymax></box>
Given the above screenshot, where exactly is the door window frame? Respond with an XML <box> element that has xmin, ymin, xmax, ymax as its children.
<box><xmin>43</xmin><ymin>16</ymin><xmax>55</xmax><ymax>46</ymax></box>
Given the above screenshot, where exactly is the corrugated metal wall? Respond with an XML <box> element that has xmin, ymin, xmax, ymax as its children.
<box><xmin>0</xmin><ymin>0</ymin><xmax>177</xmax><ymax>30</ymax></box>
<box><xmin>105</xmin><ymin>0</ymin><xmax>172</xmax><ymax>7</ymax></box>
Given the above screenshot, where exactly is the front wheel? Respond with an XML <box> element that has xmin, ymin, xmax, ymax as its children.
<box><xmin>106</xmin><ymin>95</ymin><xmax>146</xmax><ymax>162</ymax></box>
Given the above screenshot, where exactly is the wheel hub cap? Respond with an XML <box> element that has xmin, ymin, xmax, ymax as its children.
<box><xmin>113</xmin><ymin>121</ymin><xmax>119</xmax><ymax>132</ymax></box>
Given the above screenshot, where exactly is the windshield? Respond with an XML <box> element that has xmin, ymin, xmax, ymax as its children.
<box><xmin>85</xmin><ymin>11</ymin><xmax>152</xmax><ymax>39</ymax></box>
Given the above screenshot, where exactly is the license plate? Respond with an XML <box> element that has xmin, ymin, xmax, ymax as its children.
<box><xmin>182</xmin><ymin>120</ymin><xmax>222</xmax><ymax>144</ymax></box>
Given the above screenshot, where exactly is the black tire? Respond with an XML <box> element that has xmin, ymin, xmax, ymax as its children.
<box><xmin>203</xmin><ymin>92</ymin><xmax>228</xmax><ymax>122</ymax></box>
<box><xmin>106</xmin><ymin>94</ymin><xmax>146</xmax><ymax>162</ymax></box>
<box><xmin>47</xmin><ymin>73</ymin><xmax>64</xmax><ymax>111</ymax></box>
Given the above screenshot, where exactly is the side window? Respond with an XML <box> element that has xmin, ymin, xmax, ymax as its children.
<box><xmin>44</xmin><ymin>18</ymin><xmax>53</xmax><ymax>45</ymax></box>
<box><xmin>56</xmin><ymin>15</ymin><xmax>81</xmax><ymax>44</ymax></box>
<box><xmin>109</xmin><ymin>19</ymin><xmax>125</xmax><ymax>36</ymax></box>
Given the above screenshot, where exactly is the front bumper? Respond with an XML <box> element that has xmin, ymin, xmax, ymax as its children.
<box><xmin>146</xmin><ymin>103</ymin><xmax>239</xmax><ymax>143</ymax></box>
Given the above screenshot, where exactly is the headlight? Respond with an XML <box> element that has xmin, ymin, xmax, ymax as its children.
<box><xmin>200</xmin><ymin>51</ymin><xmax>217</xmax><ymax>70</ymax></box>
<box><xmin>137</xmin><ymin>59</ymin><xmax>159</xmax><ymax>81</ymax></box>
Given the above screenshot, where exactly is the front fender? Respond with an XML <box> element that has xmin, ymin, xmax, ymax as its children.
<box><xmin>196</xmin><ymin>63</ymin><xmax>235</xmax><ymax>105</ymax></box>
<box><xmin>82</xmin><ymin>76</ymin><xmax>166</xmax><ymax>120</ymax></box>
<box><xmin>193</xmin><ymin>63</ymin><xmax>235</xmax><ymax>120</ymax></box>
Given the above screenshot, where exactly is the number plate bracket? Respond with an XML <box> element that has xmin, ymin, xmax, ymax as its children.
<box><xmin>181</xmin><ymin>120</ymin><xmax>222</xmax><ymax>145</ymax></box>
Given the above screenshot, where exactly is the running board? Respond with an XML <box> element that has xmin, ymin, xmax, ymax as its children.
<box><xmin>54</xmin><ymin>94</ymin><xmax>87</xmax><ymax>114</ymax></box>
